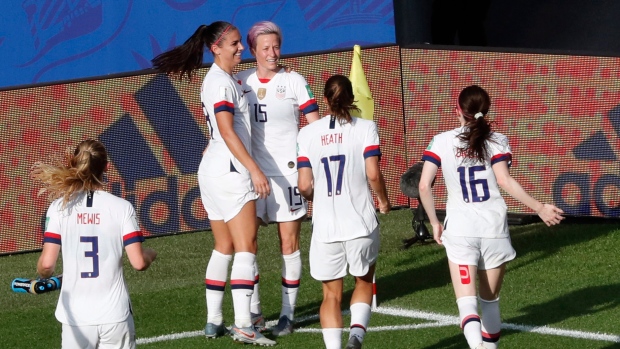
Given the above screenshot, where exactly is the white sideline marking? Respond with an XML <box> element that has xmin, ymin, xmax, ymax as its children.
<box><xmin>136</xmin><ymin>306</ymin><xmax>620</xmax><ymax>345</ymax></box>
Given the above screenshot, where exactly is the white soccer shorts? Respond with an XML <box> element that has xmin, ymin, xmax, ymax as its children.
<box><xmin>310</xmin><ymin>226</ymin><xmax>380</xmax><ymax>281</ymax></box>
<box><xmin>61</xmin><ymin>316</ymin><xmax>135</xmax><ymax>349</ymax></box>
<box><xmin>441</xmin><ymin>234</ymin><xmax>516</xmax><ymax>270</ymax></box>
<box><xmin>198</xmin><ymin>171</ymin><xmax>259</xmax><ymax>222</ymax></box>
<box><xmin>256</xmin><ymin>173</ymin><xmax>307</xmax><ymax>224</ymax></box>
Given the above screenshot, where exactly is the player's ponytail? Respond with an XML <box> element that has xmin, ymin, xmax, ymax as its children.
<box><xmin>31</xmin><ymin>139</ymin><xmax>108</xmax><ymax>207</ymax></box>
<box><xmin>152</xmin><ymin>21</ymin><xmax>235</xmax><ymax>81</ymax></box>
<box><xmin>324</xmin><ymin>75</ymin><xmax>360</xmax><ymax>124</ymax></box>
<box><xmin>456</xmin><ymin>85</ymin><xmax>494</xmax><ymax>163</ymax></box>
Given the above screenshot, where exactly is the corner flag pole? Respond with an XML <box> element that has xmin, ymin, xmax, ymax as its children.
<box><xmin>349</xmin><ymin>45</ymin><xmax>375</xmax><ymax>121</ymax></box>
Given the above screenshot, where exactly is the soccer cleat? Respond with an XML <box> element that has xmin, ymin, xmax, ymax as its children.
<box><xmin>251</xmin><ymin>312</ymin><xmax>266</xmax><ymax>332</ymax></box>
<box><xmin>230</xmin><ymin>324</ymin><xmax>276</xmax><ymax>346</ymax></box>
<box><xmin>204</xmin><ymin>322</ymin><xmax>228</xmax><ymax>338</ymax></box>
<box><xmin>271</xmin><ymin>315</ymin><xmax>294</xmax><ymax>336</ymax></box>
<box><xmin>344</xmin><ymin>336</ymin><xmax>362</xmax><ymax>349</ymax></box>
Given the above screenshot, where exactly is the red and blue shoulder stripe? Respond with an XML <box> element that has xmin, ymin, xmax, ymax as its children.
<box><xmin>363</xmin><ymin>145</ymin><xmax>381</xmax><ymax>159</ymax></box>
<box><xmin>297</xmin><ymin>156</ymin><xmax>311</xmax><ymax>169</ymax></box>
<box><xmin>43</xmin><ymin>232</ymin><xmax>61</xmax><ymax>245</ymax></box>
<box><xmin>299</xmin><ymin>99</ymin><xmax>318</xmax><ymax>115</ymax></box>
<box><xmin>214</xmin><ymin>100</ymin><xmax>235</xmax><ymax>114</ymax></box>
<box><xmin>491</xmin><ymin>153</ymin><xmax>512</xmax><ymax>167</ymax></box>
<box><xmin>421</xmin><ymin>150</ymin><xmax>441</xmax><ymax>167</ymax></box>
<box><xmin>123</xmin><ymin>231</ymin><xmax>144</xmax><ymax>246</ymax></box>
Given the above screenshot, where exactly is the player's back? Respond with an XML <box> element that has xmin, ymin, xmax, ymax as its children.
<box><xmin>423</xmin><ymin>127</ymin><xmax>510</xmax><ymax>238</ymax></box>
<box><xmin>49</xmin><ymin>190</ymin><xmax>139</xmax><ymax>325</ymax></box>
<box><xmin>297</xmin><ymin>116</ymin><xmax>380</xmax><ymax>242</ymax></box>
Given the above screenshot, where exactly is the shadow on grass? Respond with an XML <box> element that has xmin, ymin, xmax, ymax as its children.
<box><xmin>506</xmin><ymin>283</ymin><xmax>620</xmax><ymax>327</ymax></box>
<box><xmin>500</xmin><ymin>220</ymin><xmax>617</xmax><ymax>274</ymax></box>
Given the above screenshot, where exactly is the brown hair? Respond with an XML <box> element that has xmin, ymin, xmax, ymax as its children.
<box><xmin>456</xmin><ymin>85</ymin><xmax>494</xmax><ymax>163</ymax></box>
<box><xmin>31</xmin><ymin>139</ymin><xmax>108</xmax><ymax>207</ymax></box>
<box><xmin>323</xmin><ymin>75</ymin><xmax>360</xmax><ymax>124</ymax></box>
<box><xmin>151</xmin><ymin>21</ymin><xmax>235</xmax><ymax>81</ymax></box>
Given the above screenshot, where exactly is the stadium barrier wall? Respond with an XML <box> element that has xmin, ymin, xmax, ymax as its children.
<box><xmin>1</xmin><ymin>45</ymin><xmax>618</xmax><ymax>254</ymax></box>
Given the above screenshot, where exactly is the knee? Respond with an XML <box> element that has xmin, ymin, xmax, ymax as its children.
<box><xmin>323</xmin><ymin>290</ymin><xmax>342</xmax><ymax>305</ymax></box>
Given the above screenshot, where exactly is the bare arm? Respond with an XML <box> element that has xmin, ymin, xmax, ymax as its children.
<box><xmin>125</xmin><ymin>243</ymin><xmax>157</xmax><ymax>271</ymax></box>
<box><xmin>216</xmin><ymin>110</ymin><xmax>270</xmax><ymax>198</ymax></box>
<box><xmin>298</xmin><ymin>167</ymin><xmax>314</xmax><ymax>201</ymax></box>
<box><xmin>365</xmin><ymin>156</ymin><xmax>390</xmax><ymax>214</ymax></box>
<box><xmin>37</xmin><ymin>243</ymin><xmax>60</xmax><ymax>278</ymax></box>
<box><xmin>304</xmin><ymin>110</ymin><xmax>320</xmax><ymax>124</ymax></box>
<box><xmin>492</xmin><ymin>161</ymin><xmax>564</xmax><ymax>226</ymax></box>
<box><xmin>418</xmin><ymin>161</ymin><xmax>443</xmax><ymax>244</ymax></box>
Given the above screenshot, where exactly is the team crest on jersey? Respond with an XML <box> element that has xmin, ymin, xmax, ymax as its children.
<box><xmin>257</xmin><ymin>88</ymin><xmax>266</xmax><ymax>100</ymax></box>
<box><xmin>305</xmin><ymin>85</ymin><xmax>314</xmax><ymax>98</ymax></box>
<box><xmin>276</xmin><ymin>85</ymin><xmax>286</xmax><ymax>99</ymax></box>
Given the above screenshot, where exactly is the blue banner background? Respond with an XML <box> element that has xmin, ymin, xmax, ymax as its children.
<box><xmin>0</xmin><ymin>0</ymin><xmax>395</xmax><ymax>89</ymax></box>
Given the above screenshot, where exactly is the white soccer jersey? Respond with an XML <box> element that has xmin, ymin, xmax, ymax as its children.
<box><xmin>43</xmin><ymin>190</ymin><xmax>144</xmax><ymax>326</ymax></box>
<box><xmin>297</xmin><ymin>116</ymin><xmax>381</xmax><ymax>242</ymax></box>
<box><xmin>421</xmin><ymin>127</ymin><xmax>513</xmax><ymax>238</ymax></box>
<box><xmin>198</xmin><ymin>63</ymin><xmax>252</xmax><ymax>177</ymax></box>
<box><xmin>237</xmin><ymin>68</ymin><xmax>318</xmax><ymax>176</ymax></box>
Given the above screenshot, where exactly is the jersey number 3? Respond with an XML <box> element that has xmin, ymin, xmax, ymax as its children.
<box><xmin>457</xmin><ymin>165</ymin><xmax>490</xmax><ymax>203</ymax></box>
<box><xmin>80</xmin><ymin>236</ymin><xmax>100</xmax><ymax>278</ymax></box>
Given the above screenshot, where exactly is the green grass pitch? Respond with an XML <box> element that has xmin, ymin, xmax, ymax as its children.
<box><xmin>1</xmin><ymin>208</ymin><xmax>619</xmax><ymax>348</ymax></box>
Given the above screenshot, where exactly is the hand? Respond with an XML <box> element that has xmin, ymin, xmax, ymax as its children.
<box><xmin>430</xmin><ymin>221</ymin><xmax>444</xmax><ymax>245</ymax></box>
<box><xmin>144</xmin><ymin>248</ymin><xmax>157</xmax><ymax>263</ymax></box>
<box><xmin>537</xmin><ymin>203</ymin><xmax>564</xmax><ymax>226</ymax></box>
<box><xmin>250</xmin><ymin>170</ymin><xmax>270</xmax><ymax>199</ymax></box>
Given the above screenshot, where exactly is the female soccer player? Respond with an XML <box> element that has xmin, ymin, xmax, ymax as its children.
<box><xmin>418</xmin><ymin>85</ymin><xmax>564</xmax><ymax>349</ymax></box>
<box><xmin>33</xmin><ymin>139</ymin><xmax>157</xmax><ymax>349</ymax></box>
<box><xmin>236</xmin><ymin>21</ymin><xmax>320</xmax><ymax>336</ymax></box>
<box><xmin>297</xmin><ymin>75</ymin><xmax>390</xmax><ymax>349</ymax></box>
<box><xmin>152</xmin><ymin>22</ymin><xmax>275</xmax><ymax>346</ymax></box>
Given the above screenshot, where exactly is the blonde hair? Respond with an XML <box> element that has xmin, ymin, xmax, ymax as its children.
<box><xmin>31</xmin><ymin>139</ymin><xmax>108</xmax><ymax>207</ymax></box>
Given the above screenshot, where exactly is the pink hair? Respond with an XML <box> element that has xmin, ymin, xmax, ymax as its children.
<box><xmin>246</xmin><ymin>21</ymin><xmax>282</xmax><ymax>50</ymax></box>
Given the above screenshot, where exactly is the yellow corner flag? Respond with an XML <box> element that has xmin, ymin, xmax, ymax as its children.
<box><xmin>349</xmin><ymin>45</ymin><xmax>374</xmax><ymax>120</ymax></box>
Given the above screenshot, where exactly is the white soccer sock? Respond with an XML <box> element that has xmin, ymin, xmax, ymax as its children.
<box><xmin>231</xmin><ymin>252</ymin><xmax>256</xmax><ymax>328</ymax></box>
<box><xmin>349</xmin><ymin>302</ymin><xmax>371</xmax><ymax>342</ymax></box>
<box><xmin>250</xmin><ymin>260</ymin><xmax>262</xmax><ymax>315</ymax></box>
<box><xmin>457</xmin><ymin>296</ymin><xmax>482</xmax><ymax>349</ymax></box>
<box><xmin>322</xmin><ymin>328</ymin><xmax>343</xmax><ymax>349</ymax></box>
<box><xmin>480</xmin><ymin>297</ymin><xmax>501</xmax><ymax>349</ymax></box>
<box><xmin>280</xmin><ymin>250</ymin><xmax>302</xmax><ymax>320</ymax></box>
<box><xmin>205</xmin><ymin>250</ymin><xmax>232</xmax><ymax>325</ymax></box>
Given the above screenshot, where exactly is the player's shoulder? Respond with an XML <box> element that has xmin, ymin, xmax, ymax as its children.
<box><xmin>490</xmin><ymin>131</ymin><xmax>508</xmax><ymax>141</ymax></box>
<box><xmin>236</xmin><ymin>68</ymin><xmax>256</xmax><ymax>81</ymax></box>
<box><xmin>435</xmin><ymin>128</ymin><xmax>460</xmax><ymax>140</ymax></box>
<box><xmin>299</xmin><ymin>116</ymin><xmax>327</xmax><ymax>136</ymax></box>
<box><xmin>97</xmin><ymin>191</ymin><xmax>135</xmax><ymax>209</ymax></box>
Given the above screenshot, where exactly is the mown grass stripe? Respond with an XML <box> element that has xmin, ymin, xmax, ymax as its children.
<box><xmin>135</xmin><ymin>306</ymin><xmax>620</xmax><ymax>345</ymax></box>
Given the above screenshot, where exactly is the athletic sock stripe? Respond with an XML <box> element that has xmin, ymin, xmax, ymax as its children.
<box><xmin>254</xmin><ymin>275</ymin><xmax>260</xmax><ymax>284</ymax></box>
<box><xmin>461</xmin><ymin>315</ymin><xmax>481</xmax><ymax>329</ymax></box>
<box><xmin>350</xmin><ymin>324</ymin><xmax>366</xmax><ymax>332</ymax></box>
<box><xmin>281</xmin><ymin>277</ymin><xmax>300</xmax><ymax>288</ymax></box>
<box><xmin>482</xmin><ymin>331</ymin><xmax>501</xmax><ymax>342</ymax></box>
<box><xmin>205</xmin><ymin>279</ymin><xmax>226</xmax><ymax>291</ymax></box>
<box><xmin>230</xmin><ymin>279</ymin><xmax>255</xmax><ymax>290</ymax></box>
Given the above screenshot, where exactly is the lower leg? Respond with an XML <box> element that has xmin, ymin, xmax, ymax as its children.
<box><xmin>230</xmin><ymin>252</ymin><xmax>256</xmax><ymax>328</ymax></box>
<box><xmin>348</xmin><ymin>265</ymin><xmax>375</xmax><ymax>344</ymax></box>
<box><xmin>205</xmin><ymin>249</ymin><xmax>232</xmax><ymax>325</ymax></box>
<box><xmin>320</xmin><ymin>279</ymin><xmax>344</xmax><ymax>348</ymax></box>
<box><xmin>480</xmin><ymin>297</ymin><xmax>501</xmax><ymax>348</ymax></box>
